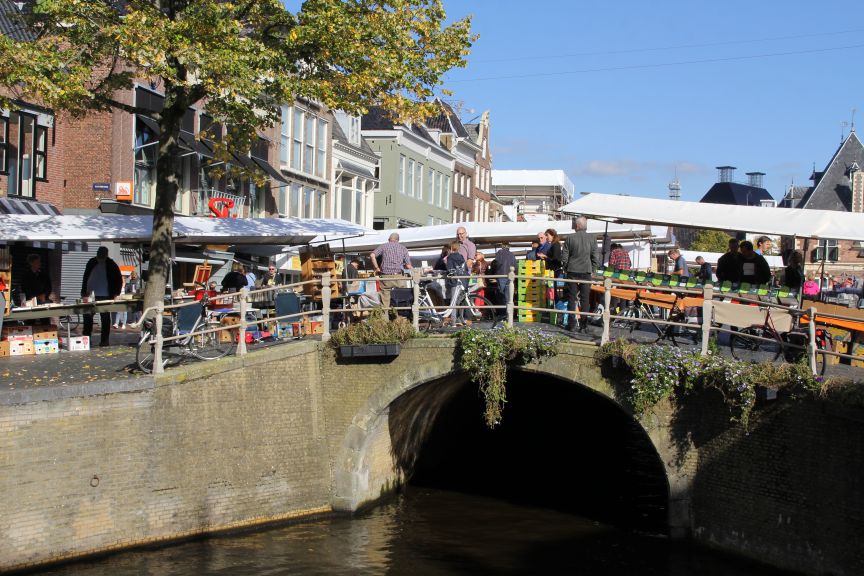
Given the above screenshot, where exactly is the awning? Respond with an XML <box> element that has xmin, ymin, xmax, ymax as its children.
<box><xmin>0</xmin><ymin>214</ymin><xmax>370</xmax><ymax>245</ymax></box>
<box><xmin>319</xmin><ymin>220</ymin><xmax>657</xmax><ymax>253</ymax></box>
<box><xmin>252</xmin><ymin>156</ymin><xmax>289</xmax><ymax>184</ymax></box>
<box><xmin>561</xmin><ymin>193</ymin><xmax>864</xmax><ymax>242</ymax></box>
<box><xmin>0</xmin><ymin>197</ymin><xmax>60</xmax><ymax>215</ymax></box>
<box><xmin>137</xmin><ymin>114</ymin><xmax>160</xmax><ymax>134</ymax></box>
<box><xmin>179</xmin><ymin>132</ymin><xmax>214</xmax><ymax>158</ymax></box>
<box><xmin>337</xmin><ymin>159</ymin><xmax>377</xmax><ymax>180</ymax></box>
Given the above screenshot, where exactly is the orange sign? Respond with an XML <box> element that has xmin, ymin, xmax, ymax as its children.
<box><xmin>115</xmin><ymin>181</ymin><xmax>133</xmax><ymax>202</ymax></box>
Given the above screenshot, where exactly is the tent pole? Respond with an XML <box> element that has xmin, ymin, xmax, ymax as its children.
<box><xmin>602</xmin><ymin>222</ymin><xmax>609</xmax><ymax>265</ymax></box>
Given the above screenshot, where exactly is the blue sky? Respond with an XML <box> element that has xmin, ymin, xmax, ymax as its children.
<box><xmin>437</xmin><ymin>0</ymin><xmax>864</xmax><ymax>202</ymax></box>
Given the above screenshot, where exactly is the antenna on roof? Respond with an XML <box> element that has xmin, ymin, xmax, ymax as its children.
<box><xmin>668</xmin><ymin>166</ymin><xmax>680</xmax><ymax>201</ymax></box>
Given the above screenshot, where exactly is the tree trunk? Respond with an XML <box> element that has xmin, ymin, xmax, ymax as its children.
<box><xmin>142</xmin><ymin>86</ymin><xmax>188</xmax><ymax>311</ymax></box>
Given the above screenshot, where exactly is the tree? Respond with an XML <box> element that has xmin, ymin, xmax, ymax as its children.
<box><xmin>0</xmin><ymin>0</ymin><xmax>474</xmax><ymax>308</ymax></box>
<box><xmin>690</xmin><ymin>229</ymin><xmax>733</xmax><ymax>254</ymax></box>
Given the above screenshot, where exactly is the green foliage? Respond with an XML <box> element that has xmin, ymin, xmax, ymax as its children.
<box><xmin>598</xmin><ymin>342</ymin><xmax>822</xmax><ymax>431</ymax></box>
<box><xmin>457</xmin><ymin>327</ymin><xmax>564</xmax><ymax>428</ymax></box>
<box><xmin>0</xmin><ymin>0</ymin><xmax>474</xmax><ymax>309</ymax></box>
<box><xmin>330</xmin><ymin>310</ymin><xmax>416</xmax><ymax>346</ymax></box>
<box><xmin>690</xmin><ymin>230</ymin><xmax>734</xmax><ymax>254</ymax></box>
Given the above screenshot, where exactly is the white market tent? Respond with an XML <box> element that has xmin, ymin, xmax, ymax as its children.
<box><xmin>560</xmin><ymin>193</ymin><xmax>864</xmax><ymax>242</ymax></box>
<box><xmin>0</xmin><ymin>214</ymin><xmax>369</xmax><ymax>245</ymax></box>
<box><xmin>319</xmin><ymin>220</ymin><xmax>658</xmax><ymax>253</ymax></box>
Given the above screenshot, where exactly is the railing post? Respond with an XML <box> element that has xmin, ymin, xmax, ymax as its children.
<box><xmin>321</xmin><ymin>272</ymin><xmax>331</xmax><ymax>342</ymax></box>
<box><xmin>808</xmin><ymin>305</ymin><xmax>818</xmax><ymax>375</ymax></box>
<box><xmin>153</xmin><ymin>301</ymin><xmax>164</xmax><ymax>375</ymax></box>
<box><xmin>237</xmin><ymin>287</ymin><xmax>249</xmax><ymax>355</ymax></box>
<box><xmin>507</xmin><ymin>267</ymin><xmax>515</xmax><ymax>327</ymax></box>
<box><xmin>601</xmin><ymin>277</ymin><xmax>612</xmax><ymax>345</ymax></box>
<box><xmin>701</xmin><ymin>285</ymin><xmax>713</xmax><ymax>356</ymax></box>
<box><xmin>411</xmin><ymin>268</ymin><xmax>421</xmax><ymax>332</ymax></box>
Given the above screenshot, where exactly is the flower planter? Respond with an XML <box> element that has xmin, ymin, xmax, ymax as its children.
<box><xmin>338</xmin><ymin>344</ymin><xmax>401</xmax><ymax>358</ymax></box>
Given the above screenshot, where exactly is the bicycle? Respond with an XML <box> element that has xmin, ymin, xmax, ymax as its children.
<box><xmin>136</xmin><ymin>293</ymin><xmax>234</xmax><ymax>373</ymax></box>
<box><xmin>728</xmin><ymin>306</ymin><xmax>832</xmax><ymax>375</ymax></box>
<box><xmin>58</xmin><ymin>312</ymin><xmax>80</xmax><ymax>333</ymax></box>
<box><xmin>416</xmin><ymin>274</ymin><xmax>500</xmax><ymax>332</ymax></box>
<box><xmin>611</xmin><ymin>290</ymin><xmax>664</xmax><ymax>337</ymax></box>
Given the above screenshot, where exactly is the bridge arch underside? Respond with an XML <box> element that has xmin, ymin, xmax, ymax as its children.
<box><xmin>382</xmin><ymin>369</ymin><xmax>671</xmax><ymax>534</ymax></box>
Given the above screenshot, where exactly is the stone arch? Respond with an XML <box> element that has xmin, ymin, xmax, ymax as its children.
<box><xmin>329</xmin><ymin>344</ymin><xmax>689</xmax><ymax>534</ymax></box>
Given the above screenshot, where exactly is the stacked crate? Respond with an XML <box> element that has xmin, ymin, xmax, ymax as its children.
<box><xmin>300</xmin><ymin>245</ymin><xmax>340</xmax><ymax>301</ymax></box>
<box><xmin>517</xmin><ymin>260</ymin><xmax>547</xmax><ymax>322</ymax></box>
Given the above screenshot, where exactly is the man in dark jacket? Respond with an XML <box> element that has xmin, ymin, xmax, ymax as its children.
<box><xmin>715</xmin><ymin>238</ymin><xmax>740</xmax><ymax>285</ymax></box>
<box><xmin>489</xmin><ymin>241</ymin><xmax>517</xmax><ymax>307</ymax></box>
<box><xmin>81</xmin><ymin>246</ymin><xmax>123</xmax><ymax>346</ymax></box>
<box><xmin>738</xmin><ymin>240</ymin><xmax>771</xmax><ymax>285</ymax></box>
<box><xmin>561</xmin><ymin>216</ymin><xmax>599</xmax><ymax>332</ymax></box>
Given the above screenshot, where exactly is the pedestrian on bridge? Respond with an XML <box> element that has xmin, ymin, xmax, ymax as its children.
<box><xmin>370</xmin><ymin>233</ymin><xmax>413</xmax><ymax>310</ymax></box>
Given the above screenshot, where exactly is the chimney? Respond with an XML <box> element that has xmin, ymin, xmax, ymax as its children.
<box><xmin>716</xmin><ymin>166</ymin><xmax>736</xmax><ymax>183</ymax></box>
<box><xmin>746</xmin><ymin>171</ymin><xmax>765</xmax><ymax>188</ymax></box>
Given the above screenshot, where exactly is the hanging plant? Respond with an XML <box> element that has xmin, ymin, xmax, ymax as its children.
<box><xmin>457</xmin><ymin>327</ymin><xmax>564</xmax><ymax>427</ymax></box>
<box><xmin>597</xmin><ymin>339</ymin><xmax>822</xmax><ymax>430</ymax></box>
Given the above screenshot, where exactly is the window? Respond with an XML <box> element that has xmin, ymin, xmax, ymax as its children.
<box><xmin>444</xmin><ymin>175</ymin><xmax>451</xmax><ymax>209</ymax></box>
<box><xmin>0</xmin><ymin>116</ymin><xmax>7</xmax><ymax>173</ymax></box>
<box><xmin>304</xmin><ymin>187</ymin><xmax>315</xmax><ymax>218</ymax></box>
<box><xmin>415</xmin><ymin>162</ymin><xmax>423</xmax><ymax>200</ymax></box>
<box><xmin>398</xmin><ymin>155</ymin><xmax>405</xmax><ymax>195</ymax></box>
<box><xmin>814</xmin><ymin>239</ymin><xmax>839</xmax><ymax>262</ymax></box>
<box><xmin>434</xmin><ymin>171</ymin><xmax>442</xmax><ymax>207</ymax></box>
<box><xmin>407</xmin><ymin>159</ymin><xmax>415</xmax><ymax>197</ymax></box>
<box><xmin>340</xmin><ymin>177</ymin><xmax>353</xmax><ymax>221</ymax></box>
<box><xmin>280</xmin><ymin>106</ymin><xmax>290</xmax><ymax>164</ymax></box>
<box><xmin>303</xmin><ymin>116</ymin><xmax>314</xmax><ymax>174</ymax></box>
<box><xmin>277</xmin><ymin>181</ymin><xmax>288</xmax><ymax>215</ymax></box>
<box><xmin>318</xmin><ymin>189</ymin><xmax>327</xmax><ymax>218</ymax></box>
<box><xmin>427</xmin><ymin>215</ymin><xmax>434</xmax><ymax>226</ymax></box>
<box><xmin>134</xmin><ymin>116</ymin><xmax>158</xmax><ymax>206</ymax></box>
<box><xmin>34</xmin><ymin>125</ymin><xmax>47</xmax><ymax>181</ymax></box>
<box><xmin>354</xmin><ymin>185</ymin><xmax>363</xmax><ymax>225</ymax></box>
<box><xmin>316</xmin><ymin>118</ymin><xmax>327</xmax><ymax>178</ymax></box>
<box><xmin>292</xmin><ymin>108</ymin><xmax>303</xmax><ymax>171</ymax></box>
<box><xmin>290</xmin><ymin>183</ymin><xmax>302</xmax><ymax>217</ymax></box>
<box><xmin>427</xmin><ymin>166</ymin><xmax>434</xmax><ymax>204</ymax></box>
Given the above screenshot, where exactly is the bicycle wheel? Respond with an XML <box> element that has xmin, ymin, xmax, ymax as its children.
<box><xmin>136</xmin><ymin>329</ymin><xmax>168</xmax><ymax>374</ymax></box>
<box><xmin>467</xmin><ymin>295</ymin><xmax>500</xmax><ymax>328</ymax></box>
<box><xmin>729</xmin><ymin>327</ymin><xmax>783</xmax><ymax>363</ymax></box>
<box><xmin>188</xmin><ymin>322</ymin><xmax>233</xmax><ymax>360</ymax></box>
<box><xmin>58</xmin><ymin>314</ymin><xmax>79</xmax><ymax>332</ymax></box>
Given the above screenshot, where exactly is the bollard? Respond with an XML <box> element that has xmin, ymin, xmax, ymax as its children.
<box><xmin>808</xmin><ymin>306</ymin><xmax>818</xmax><ymax>375</ymax></box>
<box><xmin>321</xmin><ymin>272</ymin><xmax>331</xmax><ymax>342</ymax></box>
<box><xmin>701</xmin><ymin>285</ymin><xmax>713</xmax><ymax>356</ymax></box>
<box><xmin>601</xmin><ymin>277</ymin><xmax>612</xmax><ymax>344</ymax></box>
<box><xmin>237</xmin><ymin>287</ymin><xmax>249</xmax><ymax>355</ymax></box>
<box><xmin>154</xmin><ymin>301</ymin><xmax>164</xmax><ymax>374</ymax></box>
<box><xmin>411</xmin><ymin>269</ymin><xmax>421</xmax><ymax>332</ymax></box>
<box><xmin>507</xmin><ymin>267</ymin><xmax>515</xmax><ymax>327</ymax></box>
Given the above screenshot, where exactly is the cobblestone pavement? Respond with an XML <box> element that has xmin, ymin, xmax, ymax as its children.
<box><xmin>2</xmin><ymin>320</ymin><xmax>861</xmax><ymax>394</ymax></box>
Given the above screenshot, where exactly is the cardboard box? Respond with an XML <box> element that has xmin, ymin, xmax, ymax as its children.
<box><xmin>277</xmin><ymin>323</ymin><xmax>294</xmax><ymax>339</ymax></box>
<box><xmin>850</xmin><ymin>342</ymin><xmax>864</xmax><ymax>368</ymax></box>
<box><xmin>32</xmin><ymin>326</ymin><xmax>58</xmax><ymax>341</ymax></box>
<box><xmin>0</xmin><ymin>341</ymin><xmax>9</xmax><ymax>357</ymax></box>
<box><xmin>827</xmin><ymin>327</ymin><xmax>853</xmax><ymax>343</ymax></box>
<box><xmin>9</xmin><ymin>340</ymin><xmax>35</xmax><ymax>356</ymax></box>
<box><xmin>34</xmin><ymin>339</ymin><xmax>59</xmax><ymax>355</ymax></box>
<box><xmin>60</xmin><ymin>336</ymin><xmax>90</xmax><ymax>351</ymax></box>
<box><xmin>2</xmin><ymin>325</ymin><xmax>33</xmax><ymax>341</ymax></box>
<box><xmin>219</xmin><ymin>315</ymin><xmax>241</xmax><ymax>343</ymax></box>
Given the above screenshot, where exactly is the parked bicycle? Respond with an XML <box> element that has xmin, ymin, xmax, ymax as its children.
<box><xmin>416</xmin><ymin>274</ymin><xmax>500</xmax><ymax>332</ymax></box>
<box><xmin>729</xmin><ymin>306</ymin><xmax>833</xmax><ymax>375</ymax></box>
<box><xmin>136</xmin><ymin>293</ymin><xmax>234</xmax><ymax>373</ymax></box>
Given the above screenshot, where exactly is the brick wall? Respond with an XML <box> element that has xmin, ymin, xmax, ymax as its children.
<box><xmin>1</xmin><ymin>340</ymin><xmax>862</xmax><ymax>574</ymax></box>
<box><xmin>0</xmin><ymin>342</ymin><xmax>331</xmax><ymax>571</ymax></box>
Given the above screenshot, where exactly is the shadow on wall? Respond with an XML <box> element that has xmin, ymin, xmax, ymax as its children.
<box><xmin>388</xmin><ymin>371</ymin><xmax>670</xmax><ymax>534</ymax></box>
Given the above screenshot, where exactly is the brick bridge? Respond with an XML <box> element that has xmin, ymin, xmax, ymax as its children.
<box><xmin>0</xmin><ymin>339</ymin><xmax>861</xmax><ymax>575</ymax></box>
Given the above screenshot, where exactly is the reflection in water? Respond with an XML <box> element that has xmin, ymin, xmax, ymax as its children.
<box><xmin>35</xmin><ymin>489</ymin><xmax>789</xmax><ymax>576</ymax></box>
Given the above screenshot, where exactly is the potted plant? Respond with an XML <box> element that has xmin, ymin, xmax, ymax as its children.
<box><xmin>330</xmin><ymin>309</ymin><xmax>415</xmax><ymax>358</ymax></box>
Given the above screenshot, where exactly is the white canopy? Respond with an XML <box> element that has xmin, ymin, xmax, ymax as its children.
<box><xmin>0</xmin><ymin>214</ymin><xmax>369</xmax><ymax>245</ymax></box>
<box><xmin>561</xmin><ymin>193</ymin><xmax>864</xmax><ymax>241</ymax></box>
<box><xmin>320</xmin><ymin>220</ymin><xmax>659</xmax><ymax>253</ymax></box>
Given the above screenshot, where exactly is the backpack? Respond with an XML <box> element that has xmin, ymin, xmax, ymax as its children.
<box><xmin>803</xmin><ymin>280</ymin><xmax>820</xmax><ymax>296</ymax></box>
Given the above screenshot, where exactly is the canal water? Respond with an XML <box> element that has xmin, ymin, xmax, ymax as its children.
<box><xmin>35</xmin><ymin>488</ymin><xmax>789</xmax><ymax>576</ymax></box>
